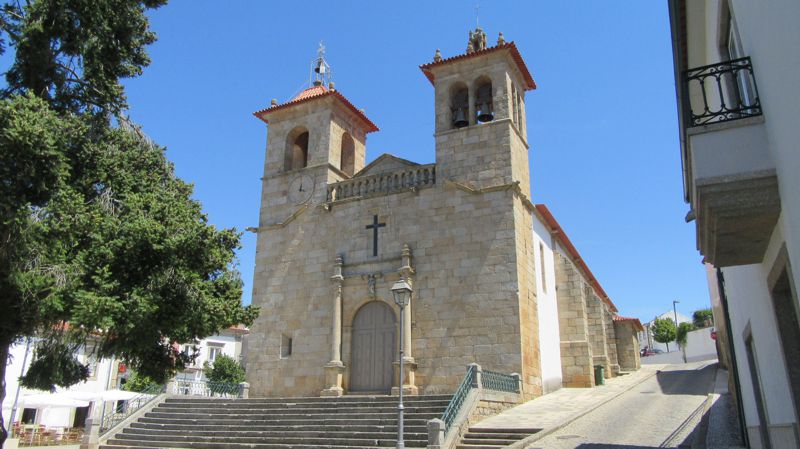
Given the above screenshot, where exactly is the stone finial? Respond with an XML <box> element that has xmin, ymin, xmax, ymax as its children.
<box><xmin>467</xmin><ymin>27</ymin><xmax>487</xmax><ymax>53</ymax></box>
<box><xmin>433</xmin><ymin>48</ymin><xmax>442</xmax><ymax>62</ymax></box>
<box><xmin>328</xmin><ymin>81</ymin><xmax>335</xmax><ymax>91</ymax></box>
<box><xmin>497</xmin><ymin>32</ymin><xmax>505</xmax><ymax>45</ymax></box>
<box><xmin>331</xmin><ymin>254</ymin><xmax>344</xmax><ymax>281</ymax></box>
<box><xmin>270</xmin><ymin>98</ymin><xmax>278</xmax><ymax>106</ymax></box>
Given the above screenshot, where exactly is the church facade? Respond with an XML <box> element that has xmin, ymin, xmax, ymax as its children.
<box><xmin>245</xmin><ymin>29</ymin><xmax>641</xmax><ymax>399</ymax></box>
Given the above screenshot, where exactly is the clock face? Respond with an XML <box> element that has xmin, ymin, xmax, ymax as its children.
<box><xmin>288</xmin><ymin>174</ymin><xmax>314</xmax><ymax>204</ymax></box>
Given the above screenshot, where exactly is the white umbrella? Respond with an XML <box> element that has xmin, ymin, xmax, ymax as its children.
<box><xmin>19</xmin><ymin>393</ymin><xmax>90</xmax><ymax>408</ymax></box>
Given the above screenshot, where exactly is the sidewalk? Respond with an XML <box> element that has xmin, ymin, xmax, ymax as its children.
<box><xmin>472</xmin><ymin>364</ymin><xmax>669</xmax><ymax>446</ymax></box>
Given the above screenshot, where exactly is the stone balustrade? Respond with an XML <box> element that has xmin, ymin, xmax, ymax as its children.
<box><xmin>327</xmin><ymin>164</ymin><xmax>436</xmax><ymax>202</ymax></box>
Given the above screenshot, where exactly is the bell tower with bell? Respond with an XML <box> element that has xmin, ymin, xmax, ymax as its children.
<box><xmin>420</xmin><ymin>28</ymin><xmax>536</xmax><ymax>193</ymax></box>
<box><xmin>253</xmin><ymin>44</ymin><xmax>378</xmax><ymax>222</ymax></box>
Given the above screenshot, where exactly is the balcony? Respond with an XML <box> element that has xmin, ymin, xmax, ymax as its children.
<box><xmin>681</xmin><ymin>57</ymin><xmax>780</xmax><ymax>267</ymax></box>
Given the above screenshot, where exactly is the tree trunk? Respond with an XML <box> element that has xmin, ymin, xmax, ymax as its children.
<box><xmin>0</xmin><ymin>340</ymin><xmax>10</xmax><ymax>448</ymax></box>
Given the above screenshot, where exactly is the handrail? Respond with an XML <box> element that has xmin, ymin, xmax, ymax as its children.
<box><xmin>481</xmin><ymin>369</ymin><xmax>521</xmax><ymax>393</ymax></box>
<box><xmin>100</xmin><ymin>384</ymin><xmax>164</xmax><ymax>434</ymax></box>
<box><xmin>327</xmin><ymin>164</ymin><xmax>436</xmax><ymax>202</ymax></box>
<box><xmin>440</xmin><ymin>365</ymin><xmax>476</xmax><ymax>435</ymax></box>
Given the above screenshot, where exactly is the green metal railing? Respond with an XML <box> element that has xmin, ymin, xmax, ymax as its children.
<box><xmin>100</xmin><ymin>383</ymin><xmax>164</xmax><ymax>434</ymax></box>
<box><xmin>439</xmin><ymin>366</ymin><xmax>521</xmax><ymax>437</ymax></box>
<box><xmin>481</xmin><ymin>370</ymin><xmax>521</xmax><ymax>393</ymax></box>
<box><xmin>441</xmin><ymin>365</ymin><xmax>476</xmax><ymax>435</ymax></box>
<box><xmin>173</xmin><ymin>380</ymin><xmax>241</xmax><ymax>398</ymax></box>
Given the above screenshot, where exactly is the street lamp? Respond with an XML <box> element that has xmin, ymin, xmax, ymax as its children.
<box><xmin>391</xmin><ymin>278</ymin><xmax>412</xmax><ymax>449</ymax></box>
<box><xmin>673</xmin><ymin>300</ymin><xmax>680</xmax><ymax>350</ymax></box>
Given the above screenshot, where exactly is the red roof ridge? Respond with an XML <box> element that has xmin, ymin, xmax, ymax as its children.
<box><xmin>535</xmin><ymin>203</ymin><xmax>618</xmax><ymax>313</ymax></box>
<box><xmin>419</xmin><ymin>42</ymin><xmax>536</xmax><ymax>90</ymax></box>
<box><xmin>253</xmin><ymin>88</ymin><xmax>378</xmax><ymax>134</ymax></box>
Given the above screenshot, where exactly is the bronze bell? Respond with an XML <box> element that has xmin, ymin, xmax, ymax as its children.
<box><xmin>314</xmin><ymin>59</ymin><xmax>326</xmax><ymax>74</ymax></box>
<box><xmin>477</xmin><ymin>103</ymin><xmax>494</xmax><ymax>122</ymax></box>
<box><xmin>452</xmin><ymin>108</ymin><xmax>468</xmax><ymax>128</ymax></box>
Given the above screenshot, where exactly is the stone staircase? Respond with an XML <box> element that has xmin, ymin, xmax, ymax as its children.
<box><xmin>101</xmin><ymin>394</ymin><xmax>452</xmax><ymax>449</ymax></box>
<box><xmin>456</xmin><ymin>427</ymin><xmax>539</xmax><ymax>449</ymax></box>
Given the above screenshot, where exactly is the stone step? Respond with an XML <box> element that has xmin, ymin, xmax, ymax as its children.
<box><xmin>112</xmin><ymin>433</ymin><xmax>427</xmax><ymax>445</ymax></box>
<box><xmin>152</xmin><ymin>405</ymin><xmax>446</xmax><ymax>414</ymax></box>
<box><xmin>128</xmin><ymin>422</ymin><xmax>428</xmax><ymax>433</ymax></box>
<box><xmin>126</xmin><ymin>422</ymin><xmax>428</xmax><ymax>433</ymax></box>
<box><xmin>161</xmin><ymin>399</ymin><xmax>451</xmax><ymax>408</ymax></box>
<box><xmin>136</xmin><ymin>416</ymin><xmax>434</xmax><ymax>426</ymax></box>
<box><xmin>102</xmin><ymin>444</ymin><xmax>426</xmax><ymax>449</ymax></box>
<box><xmin>456</xmin><ymin>445</ymin><xmax>509</xmax><ymax>449</ymax></box>
<box><xmin>462</xmin><ymin>437</ymin><xmax>521</xmax><ymax>445</ymax></box>
<box><xmin>144</xmin><ymin>411</ymin><xmax>439</xmax><ymax>421</ymax></box>
<box><xmin>106</xmin><ymin>437</ymin><xmax>424</xmax><ymax>448</ymax></box>
<box><xmin>456</xmin><ymin>427</ymin><xmax>538</xmax><ymax>449</ymax></box>
<box><xmin>467</xmin><ymin>428</ymin><xmax>539</xmax><ymax>434</ymax></box>
<box><xmin>162</xmin><ymin>394</ymin><xmax>451</xmax><ymax>404</ymax></box>
<box><xmin>121</xmin><ymin>428</ymin><xmax>427</xmax><ymax>440</ymax></box>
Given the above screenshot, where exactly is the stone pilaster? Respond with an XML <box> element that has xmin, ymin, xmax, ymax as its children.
<box><xmin>321</xmin><ymin>255</ymin><xmax>346</xmax><ymax>396</ymax></box>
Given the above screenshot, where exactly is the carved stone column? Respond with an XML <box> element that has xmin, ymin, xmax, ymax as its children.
<box><xmin>321</xmin><ymin>255</ymin><xmax>346</xmax><ymax>397</ymax></box>
<box><xmin>393</xmin><ymin>244</ymin><xmax>419</xmax><ymax>395</ymax></box>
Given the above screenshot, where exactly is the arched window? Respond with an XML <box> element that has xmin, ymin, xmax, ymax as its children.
<box><xmin>450</xmin><ymin>82</ymin><xmax>469</xmax><ymax>129</ymax></box>
<box><xmin>340</xmin><ymin>132</ymin><xmax>355</xmax><ymax>177</ymax></box>
<box><xmin>285</xmin><ymin>127</ymin><xmax>309</xmax><ymax>171</ymax></box>
<box><xmin>475</xmin><ymin>77</ymin><xmax>494</xmax><ymax>123</ymax></box>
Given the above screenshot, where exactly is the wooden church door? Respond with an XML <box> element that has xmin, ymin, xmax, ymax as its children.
<box><xmin>350</xmin><ymin>301</ymin><xmax>396</xmax><ymax>392</ymax></box>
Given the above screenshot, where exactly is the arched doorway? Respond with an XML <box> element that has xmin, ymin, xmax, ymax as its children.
<box><xmin>350</xmin><ymin>301</ymin><xmax>396</xmax><ymax>392</ymax></box>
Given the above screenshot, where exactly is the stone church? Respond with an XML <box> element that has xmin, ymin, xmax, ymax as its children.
<box><xmin>245</xmin><ymin>28</ymin><xmax>642</xmax><ymax>399</ymax></box>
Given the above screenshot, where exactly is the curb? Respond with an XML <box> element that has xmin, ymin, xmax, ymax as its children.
<box><xmin>507</xmin><ymin>368</ymin><xmax>662</xmax><ymax>449</ymax></box>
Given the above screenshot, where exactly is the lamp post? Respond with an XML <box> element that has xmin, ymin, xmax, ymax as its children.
<box><xmin>673</xmin><ymin>300</ymin><xmax>680</xmax><ymax>349</ymax></box>
<box><xmin>391</xmin><ymin>278</ymin><xmax>412</xmax><ymax>449</ymax></box>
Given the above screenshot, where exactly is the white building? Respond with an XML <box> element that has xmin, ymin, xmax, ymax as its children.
<box><xmin>638</xmin><ymin>310</ymin><xmax>692</xmax><ymax>353</ymax></box>
<box><xmin>2</xmin><ymin>327</ymin><xmax>248</xmax><ymax>431</ymax></box>
<box><xmin>668</xmin><ymin>1</ymin><xmax>800</xmax><ymax>447</ymax></box>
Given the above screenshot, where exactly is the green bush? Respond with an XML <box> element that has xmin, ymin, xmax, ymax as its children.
<box><xmin>204</xmin><ymin>354</ymin><xmax>245</xmax><ymax>384</ymax></box>
<box><xmin>693</xmin><ymin>309</ymin><xmax>714</xmax><ymax>328</ymax></box>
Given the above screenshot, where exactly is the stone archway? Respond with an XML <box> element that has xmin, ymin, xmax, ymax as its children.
<box><xmin>350</xmin><ymin>301</ymin><xmax>396</xmax><ymax>393</ymax></box>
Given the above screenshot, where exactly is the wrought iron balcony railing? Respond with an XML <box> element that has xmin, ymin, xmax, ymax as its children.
<box><xmin>683</xmin><ymin>57</ymin><xmax>762</xmax><ymax>127</ymax></box>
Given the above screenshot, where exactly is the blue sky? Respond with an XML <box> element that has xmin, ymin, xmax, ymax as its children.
<box><xmin>36</xmin><ymin>1</ymin><xmax>713</xmax><ymax>321</ymax></box>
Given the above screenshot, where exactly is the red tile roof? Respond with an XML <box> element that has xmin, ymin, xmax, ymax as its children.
<box><xmin>253</xmin><ymin>86</ymin><xmax>379</xmax><ymax>133</ymax></box>
<box><xmin>613</xmin><ymin>315</ymin><xmax>645</xmax><ymax>331</ymax></box>
<box><xmin>535</xmin><ymin>204</ymin><xmax>618</xmax><ymax>313</ymax></box>
<box><xmin>419</xmin><ymin>42</ymin><xmax>537</xmax><ymax>90</ymax></box>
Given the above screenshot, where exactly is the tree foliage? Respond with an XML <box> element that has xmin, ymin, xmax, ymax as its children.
<box><xmin>204</xmin><ymin>354</ymin><xmax>246</xmax><ymax>385</ymax></box>
<box><xmin>122</xmin><ymin>371</ymin><xmax>160</xmax><ymax>393</ymax></box>
<box><xmin>651</xmin><ymin>317</ymin><xmax>677</xmax><ymax>348</ymax></box>
<box><xmin>692</xmin><ymin>308</ymin><xmax>714</xmax><ymax>328</ymax></box>
<box><xmin>0</xmin><ymin>1</ymin><xmax>258</xmax><ymax>444</ymax></box>
<box><xmin>676</xmin><ymin>322</ymin><xmax>695</xmax><ymax>348</ymax></box>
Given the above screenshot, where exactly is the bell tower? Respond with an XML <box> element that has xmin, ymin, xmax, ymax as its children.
<box><xmin>253</xmin><ymin>47</ymin><xmax>378</xmax><ymax>224</ymax></box>
<box><xmin>420</xmin><ymin>29</ymin><xmax>536</xmax><ymax>193</ymax></box>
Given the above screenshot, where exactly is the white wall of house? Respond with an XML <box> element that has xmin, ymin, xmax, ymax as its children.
<box><xmin>684</xmin><ymin>327</ymin><xmax>717</xmax><ymax>363</ymax></box>
<box><xmin>532</xmin><ymin>215</ymin><xmax>562</xmax><ymax>394</ymax></box>
<box><xmin>176</xmin><ymin>331</ymin><xmax>244</xmax><ymax>381</ymax></box>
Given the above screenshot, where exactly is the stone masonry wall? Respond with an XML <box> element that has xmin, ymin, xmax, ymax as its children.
<box><xmin>614</xmin><ymin>321</ymin><xmax>641</xmax><ymax>371</ymax></box>
<box><xmin>554</xmin><ymin>252</ymin><xmax>594</xmax><ymax>387</ymax></box>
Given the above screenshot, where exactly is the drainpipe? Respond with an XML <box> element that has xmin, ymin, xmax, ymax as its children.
<box><xmin>716</xmin><ymin>268</ymin><xmax>748</xmax><ymax>445</ymax></box>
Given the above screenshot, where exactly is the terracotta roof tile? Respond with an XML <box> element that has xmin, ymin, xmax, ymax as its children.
<box><xmin>419</xmin><ymin>42</ymin><xmax>536</xmax><ymax>90</ymax></box>
<box><xmin>612</xmin><ymin>315</ymin><xmax>645</xmax><ymax>331</ymax></box>
<box><xmin>253</xmin><ymin>87</ymin><xmax>378</xmax><ymax>133</ymax></box>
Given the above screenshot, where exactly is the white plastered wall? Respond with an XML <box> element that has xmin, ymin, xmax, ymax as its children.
<box><xmin>532</xmin><ymin>214</ymin><xmax>562</xmax><ymax>393</ymax></box>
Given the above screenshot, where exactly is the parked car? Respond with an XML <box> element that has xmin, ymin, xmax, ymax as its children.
<box><xmin>641</xmin><ymin>348</ymin><xmax>655</xmax><ymax>357</ymax></box>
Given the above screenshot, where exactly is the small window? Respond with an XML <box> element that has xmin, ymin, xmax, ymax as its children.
<box><xmin>21</xmin><ymin>408</ymin><xmax>37</xmax><ymax>424</ymax></box>
<box><xmin>281</xmin><ymin>334</ymin><xmax>293</xmax><ymax>358</ymax></box>
<box><xmin>340</xmin><ymin>132</ymin><xmax>355</xmax><ymax>176</ymax></box>
<box><xmin>207</xmin><ymin>345</ymin><xmax>223</xmax><ymax>364</ymax></box>
<box><xmin>539</xmin><ymin>243</ymin><xmax>547</xmax><ymax>293</ymax></box>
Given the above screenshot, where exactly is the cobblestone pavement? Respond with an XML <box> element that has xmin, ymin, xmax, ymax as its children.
<box><xmin>526</xmin><ymin>361</ymin><xmax>717</xmax><ymax>449</ymax></box>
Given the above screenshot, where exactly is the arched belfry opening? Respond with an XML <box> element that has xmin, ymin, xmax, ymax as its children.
<box><xmin>475</xmin><ymin>76</ymin><xmax>494</xmax><ymax>123</ymax></box>
<box><xmin>451</xmin><ymin>82</ymin><xmax>469</xmax><ymax>129</ymax></box>
<box><xmin>285</xmin><ymin>127</ymin><xmax>309</xmax><ymax>171</ymax></box>
<box><xmin>340</xmin><ymin>132</ymin><xmax>355</xmax><ymax>177</ymax></box>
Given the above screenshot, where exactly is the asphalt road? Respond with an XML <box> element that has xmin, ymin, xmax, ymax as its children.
<box><xmin>528</xmin><ymin>361</ymin><xmax>717</xmax><ymax>449</ymax></box>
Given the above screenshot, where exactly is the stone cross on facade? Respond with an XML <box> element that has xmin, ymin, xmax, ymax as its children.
<box><xmin>365</xmin><ymin>215</ymin><xmax>385</xmax><ymax>257</ymax></box>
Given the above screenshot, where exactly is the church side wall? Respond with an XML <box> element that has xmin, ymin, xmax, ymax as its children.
<box><xmin>554</xmin><ymin>252</ymin><xmax>594</xmax><ymax>388</ymax></box>
<box><xmin>513</xmin><ymin>198</ymin><xmax>541</xmax><ymax>399</ymax></box>
<box><xmin>533</xmin><ymin>215</ymin><xmax>562</xmax><ymax>394</ymax></box>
